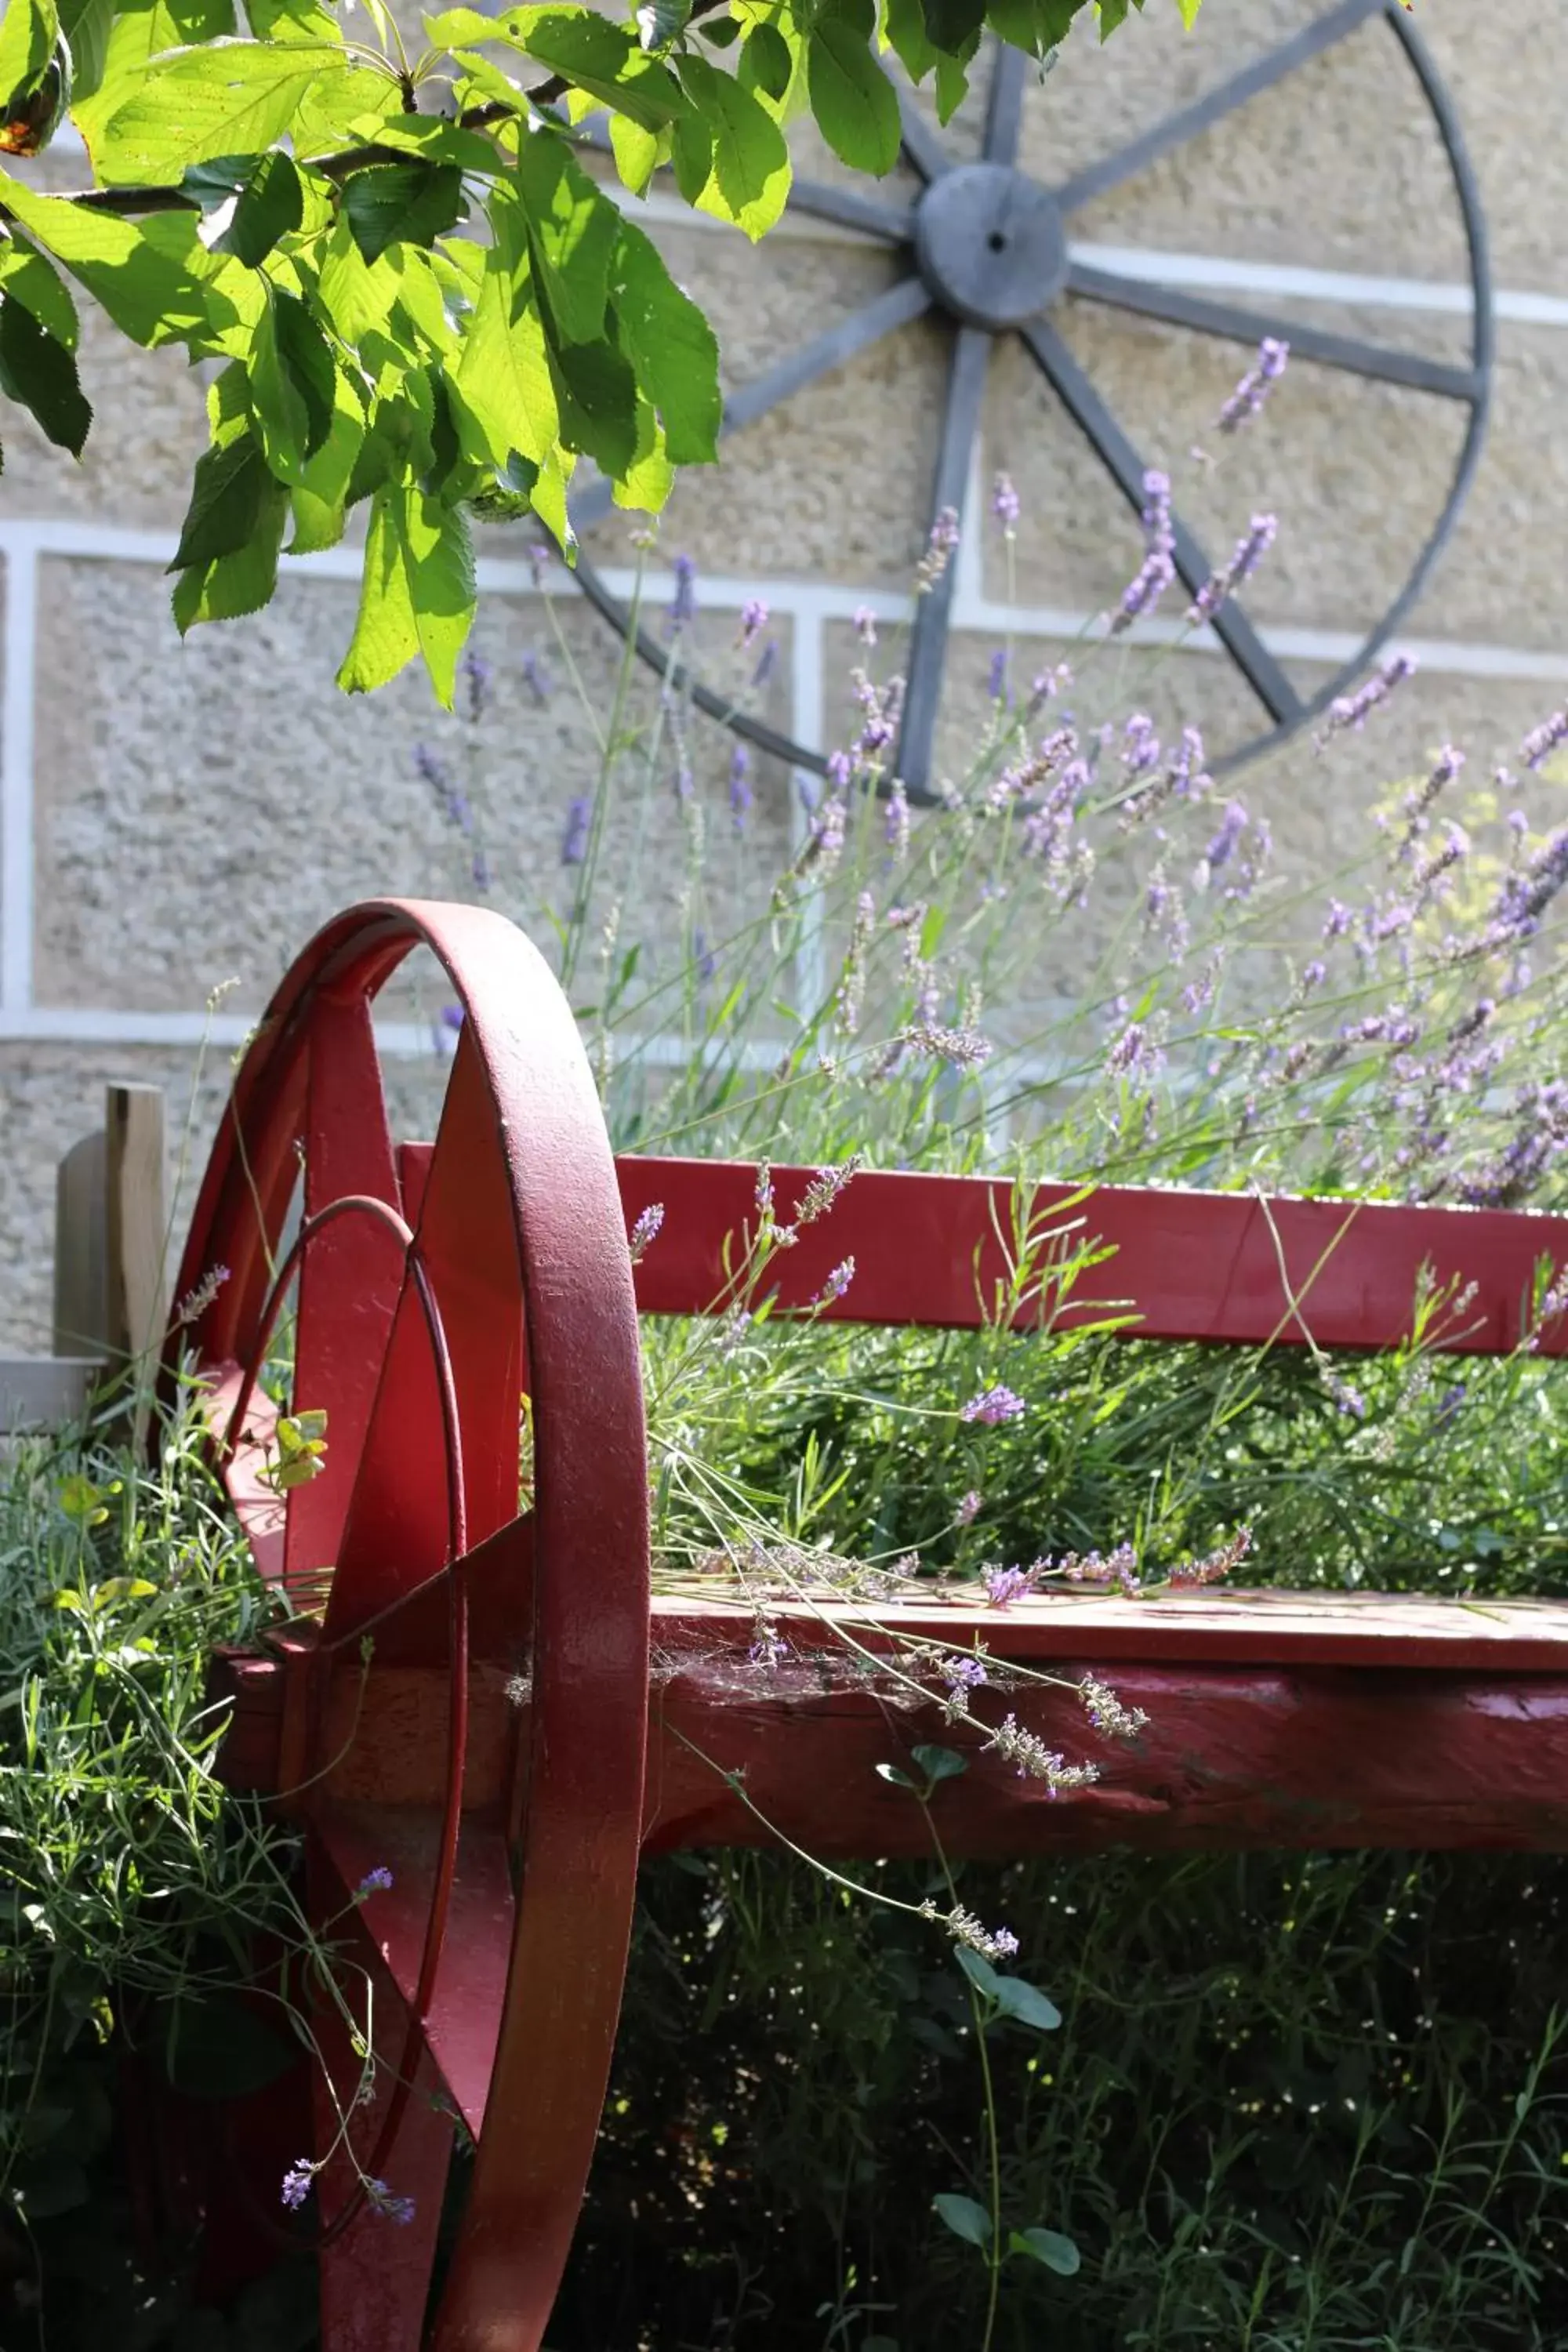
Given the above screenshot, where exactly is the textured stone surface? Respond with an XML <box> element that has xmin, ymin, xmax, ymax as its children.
<box><xmin>31</xmin><ymin>562</ymin><xmax>794</xmax><ymax>1014</ymax></box>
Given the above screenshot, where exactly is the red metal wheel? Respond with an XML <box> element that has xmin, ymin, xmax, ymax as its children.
<box><xmin>169</xmin><ymin>900</ymin><xmax>651</xmax><ymax>2352</ymax></box>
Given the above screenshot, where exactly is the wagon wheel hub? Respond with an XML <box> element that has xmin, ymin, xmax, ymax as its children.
<box><xmin>568</xmin><ymin>0</ymin><xmax>1493</xmax><ymax>802</ymax></box>
<box><xmin>913</xmin><ymin>162</ymin><xmax>1068</xmax><ymax>329</ymax></box>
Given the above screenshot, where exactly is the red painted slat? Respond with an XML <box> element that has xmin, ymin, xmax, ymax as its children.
<box><xmin>611</xmin><ymin>1158</ymin><xmax>1568</xmax><ymax>1354</ymax></box>
<box><xmin>399</xmin><ymin>1145</ymin><xmax>1568</xmax><ymax>1348</ymax></box>
<box><xmin>646</xmin><ymin>1588</ymin><xmax>1568</xmax><ymax>1672</ymax></box>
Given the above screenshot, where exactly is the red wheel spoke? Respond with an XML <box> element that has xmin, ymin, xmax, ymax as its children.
<box><xmin>285</xmin><ymin>992</ymin><xmax>405</xmax><ymax>1597</ymax></box>
<box><xmin>328</xmin><ymin>1022</ymin><xmax>524</xmax><ymax>1642</ymax></box>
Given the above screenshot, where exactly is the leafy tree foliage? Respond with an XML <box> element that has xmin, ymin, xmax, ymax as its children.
<box><xmin>0</xmin><ymin>0</ymin><xmax>1200</xmax><ymax>700</ymax></box>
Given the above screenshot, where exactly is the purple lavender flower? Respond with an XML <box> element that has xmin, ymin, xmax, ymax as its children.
<box><xmin>812</xmin><ymin>795</ymin><xmax>848</xmax><ymax>869</ymax></box>
<box><xmin>281</xmin><ymin>2161</ymin><xmax>314</xmax><ymax>2212</ymax></box>
<box><xmin>1201</xmin><ymin>800</ymin><xmax>1247</xmax><ymax>876</ymax></box>
<box><xmin>984</xmin><ymin>1565</ymin><xmax>1032</xmax><ymax>1605</ymax></box>
<box><xmin>826</xmin><ymin>749</ymin><xmax>854</xmax><ymax>791</ymax></box>
<box><xmin>729</xmin><ymin>743</ymin><xmax>753</xmax><ymax>833</ymax></box>
<box><xmin>988</xmin><ymin>648</ymin><xmax>1009</xmax><ymax>703</ymax></box>
<box><xmin>955</xmin><ymin>1489</ymin><xmax>983</xmax><ymax>1526</ymax></box>
<box><xmin>357</xmin><ymin>1865</ymin><xmax>394</xmax><ymax>1898</ymax></box>
<box><xmin>753</xmin><ymin>637</ymin><xmax>778</xmax><ymax>688</ymax></box>
<box><xmin>630</xmin><ymin>1203</ymin><xmax>665</xmax><ymax>1262</ymax></box>
<box><xmin>739</xmin><ymin>597</ymin><xmax>768</xmax><ymax>649</ymax></box>
<box><xmin>561</xmin><ymin>796</ymin><xmax>590</xmax><ymax>866</ymax></box>
<box><xmin>439</xmin><ymin>1003</ymin><xmax>464</xmax><ymax>1035</ymax></box>
<box><xmin>815</xmin><ymin>1256</ymin><xmax>856</xmax><ymax>1307</ymax></box>
<box><xmin>902</xmin><ymin>1020</ymin><xmax>992</xmax><ymax>1071</ymax></box>
<box><xmin>1189</xmin><ymin>512</ymin><xmax>1278</xmax><ymax>622</ymax></box>
<box><xmin>942</xmin><ymin>1653</ymin><xmax>989</xmax><ymax>1693</ymax></box>
<box><xmin>693</xmin><ymin>927</ymin><xmax>717</xmax><ymax>983</ymax></box>
<box><xmin>520</xmin><ymin>648</ymin><xmax>552</xmax><ymax>706</ymax></box>
<box><xmin>916</xmin><ymin>506</ymin><xmax>960</xmax><ymax>592</ymax></box>
<box><xmin>367</xmin><ymin>2180</ymin><xmax>416</xmax><ymax>2227</ymax></box>
<box><xmin>962</xmin><ymin>1385</ymin><xmax>1027</xmax><ymax>1426</ymax></box>
<box><xmin>854</xmin><ymin>604</ymin><xmax>878</xmax><ymax>648</ymax></box>
<box><xmin>666</xmin><ymin>552</ymin><xmax>697</xmax><ymax>633</ymax></box>
<box><xmin>460</xmin><ymin>644</ymin><xmax>493</xmax><ymax>725</ymax></box>
<box><xmin>1319</xmin><ymin>653</ymin><xmax>1417</xmax><ymax>741</ymax></box>
<box><xmin>992</xmin><ymin>471</ymin><xmax>1021</xmax><ymax>535</ymax></box>
<box><xmin>415</xmin><ymin>743</ymin><xmax>473</xmax><ymax>836</ymax></box>
<box><xmin>1123</xmin><ymin>712</ymin><xmax>1160</xmax><ymax>776</ymax></box>
<box><xmin>1114</xmin><ymin>468</ymin><xmax>1175</xmax><ymax>630</ymax></box>
<box><xmin>470</xmin><ymin>850</ymin><xmax>491</xmax><ymax>895</ymax></box>
<box><xmin>1218</xmin><ymin>336</ymin><xmax>1289</xmax><ymax>433</ymax></box>
<box><xmin>1521</xmin><ymin>709</ymin><xmax>1568</xmax><ymax>771</ymax></box>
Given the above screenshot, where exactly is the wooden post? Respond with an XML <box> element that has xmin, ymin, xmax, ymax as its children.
<box><xmin>104</xmin><ymin>1081</ymin><xmax>167</xmax><ymax>1366</ymax></box>
<box><xmin>53</xmin><ymin>1126</ymin><xmax>107</xmax><ymax>1359</ymax></box>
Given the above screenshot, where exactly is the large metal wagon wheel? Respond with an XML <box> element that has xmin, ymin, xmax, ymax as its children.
<box><xmin>568</xmin><ymin>0</ymin><xmax>1492</xmax><ymax>800</ymax></box>
<box><xmin>168</xmin><ymin>899</ymin><xmax>653</xmax><ymax>2352</ymax></box>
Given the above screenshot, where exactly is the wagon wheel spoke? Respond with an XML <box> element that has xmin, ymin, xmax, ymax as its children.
<box><xmin>1021</xmin><ymin>317</ymin><xmax>1301</xmax><ymax>727</ymax></box>
<box><xmin>569</xmin><ymin>277</ymin><xmax>934</xmax><ymax>535</ymax></box>
<box><xmin>896</xmin><ymin>323</ymin><xmax>993</xmax><ymax>802</ymax></box>
<box><xmin>1065</xmin><ymin>266</ymin><xmax>1483</xmax><ymax>401</ymax></box>
<box><xmin>983</xmin><ymin>39</ymin><xmax>1028</xmax><ymax>166</ymax></box>
<box><xmin>897</xmin><ymin>83</ymin><xmax>953</xmax><ymax>183</ymax></box>
<box><xmin>328</xmin><ymin>1021</ymin><xmax>527</xmax><ymax>1642</ymax></box>
<box><xmin>284</xmin><ymin>989</ymin><xmax>405</xmax><ymax>1596</ymax></box>
<box><xmin>786</xmin><ymin>177</ymin><xmax>917</xmax><ymax>241</ymax></box>
<box><xmin>1051</xmin><ymin>0</ymin><xmax>1384</xmax><ymax>215</ymax></box>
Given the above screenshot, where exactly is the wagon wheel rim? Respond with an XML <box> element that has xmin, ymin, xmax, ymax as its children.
<box><xmin>168</xmin><ymin>898</ymin><xmax>652</xmax><ymax>2349</ymax></box>
<box><xmin>566</xmin><ymin>0</ymin><xmax>1492</xmax><ymax>802</ymax></box>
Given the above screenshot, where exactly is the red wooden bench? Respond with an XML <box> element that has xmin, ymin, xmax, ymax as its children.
<box><xmin>171</xmin><ymin>900</ymin><xmax>1568</xmax><ymax>2352</ymax></box>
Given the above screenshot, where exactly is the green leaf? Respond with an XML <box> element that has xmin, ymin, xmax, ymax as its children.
<box><xmin>286</xmin><ymin>366</ymin><xmax>365</xmax><ymax>552</ymax></box>
<box><xmin>920</xmin><ymin>0</ymin><xmax>985</xmax><ymax>53</ymax></box>
<box><xmin>739</xmin><ymin>20</ymin><xmax>793</xmax><ymax>102</ymax></box>
<box><xmin>246</xmin><ymin>0</ymin><xmax>342</xmax><ymax>39</ymax></box>
<box><xmin>338</xmin><ymin>477</ymin><xmax>475</xmax><ymax>703</ymax></box>
<box><xmin>954</xmin><ymin>1944</ymin><xmax>1000</xmax><ymax>1998</ymax></box>
<box><xmin>72</xmin><ymin>0</ymin><xmax>236</xmax><ymax>163</ymax></box>
<box><xmin>2</xmin><ymin>178</ymin><xmax>245</xmax><ymax>352</ymax></box>
<box><xmin>171</xmin><ymin>430</ymin><xmax>275</xmax><ymax>568</ymax></box>
<box><xmin>673</xmin><ymin>53</ymin><xmax>789</xmax><ymax>239</ymax></box>
<box><xmin>248</xmin><ymin>285</ymin><xmax>333</xmax><ymax>476</ymax></box>
<box><xmin>1008</xmin><ymin>2225</ymin><xmax>1081</xmax><ymax>2275</ymax></box>
<box><xmin>808</xmin><ymin>0</ymin><xmax>900</xmax><ymax>176</ymax></box>
<box><xmin>515</xmin><ymin>131</ymin><xmax>619</xmax><ymax>345</ymax></box>
<box><xmin>875</xmin><ymin>1761</ymin><xmax>916</xmax><ymax>1787</ymax></box>
<box><xmin>911</xmin><ymin>1742</ymin><xmax>967</xmax><ymax>1782</ymax></box>
<box><xmin>634</xmin><ymin>0</ymin><xmax>688</xmax><ymax>46</ymax></box>
<box><xmin>934</xmin><ymin>2191</ymin><xmax>993</xmax><ymax>2248</ymax></box>
<box><xmin>0</xmin><ymin>234</ymin><xmax>78</xmax><ymax>348</ymax></box>
<box><xmin>58</xmin><ymin>0</ymin><xmax>114</xmax><ymax>98</ymax></box>
<box><xmin>0</xmin><ymin>289</ymin><xmax>89</xmax><ymax>452</ymax></box>
<box><xmin>934</xmin><ymin>30</ymin><xmax>978</xmax><ymax>121</ymax></box>
<box><xmin>548</xmin><ymin>333</ymin><xmax>638</xmax><ymax>477</ymax></box>
<box><xmin>0</xmin><ymin>1</ymin><xmax>60</xmax><ymax>118</ymax></box>
<box><xmin>315</xmin><ymin>210</ymin><xmax>401</xmax><ymax>340</ymax></box>
<box><xmin>987</xmin><ymin>0</ymin><xmax>1080</xmax><ymax>53</ymax></box>
<box><xmin>95</xmin><ymin>38</ymin><xmax>348</xmax><ymax>178</ymax></box>
<box><xmin>209</xmin><ymin>147</ymin><xmax>303</xmax><ymax>267</ymax></box>
<box><xmin>608</xmin><ymin>111</ymin><xmax>660</xmax><ymax>196</ymax></box>
<box><xmin>883</xmin><ymin>0</ymin><xmax>936</xmax><ymax>78</ymax></box>
<box><xmin>453</xmin><ymin>213</ymin><xmax>561</xmax><ymax>469</ymax></box>
<box><xmin>608</xmin><ymin>217</ymin><xmax>720</xmax><ymax>464</ymax></box>
<box><xmin>431</xmin><ymin>5</ymin><xmax>690</xmax><ymax>130</ymax></box>
<box><xmin>343</xmin><ymin>160</ymin><xmax>465</xmax><ymax>263</ymax></box>
<box><xmin>991</xmin><ymin>1976</ymin><xmax>1062</xmax><ymax>2031</ymax></box>
<box><xmin>172</xmin><ymin>470</ymin><xmax>286</xmax><ymax>627</ymax></box>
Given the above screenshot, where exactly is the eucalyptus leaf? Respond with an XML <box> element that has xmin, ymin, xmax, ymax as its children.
<box><xmin>1008</xmin><ymin>2224</ymin><xmax>1082</xmax><ymax>2274</ymax></box>
<box><xmin>934</xmin><ymin>2190</ymin><xmax>993</xmax><ymax>2248</ymax></box>
<box><xmin>911</xmin><ymin>1742</ymin><xmax>968</xmax><ymax>1782</ymax></box>
<box><xmin>990</xmin><ymin>1975</ymin><xmax>1062</xmax><ymax>2031</ymax></box>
